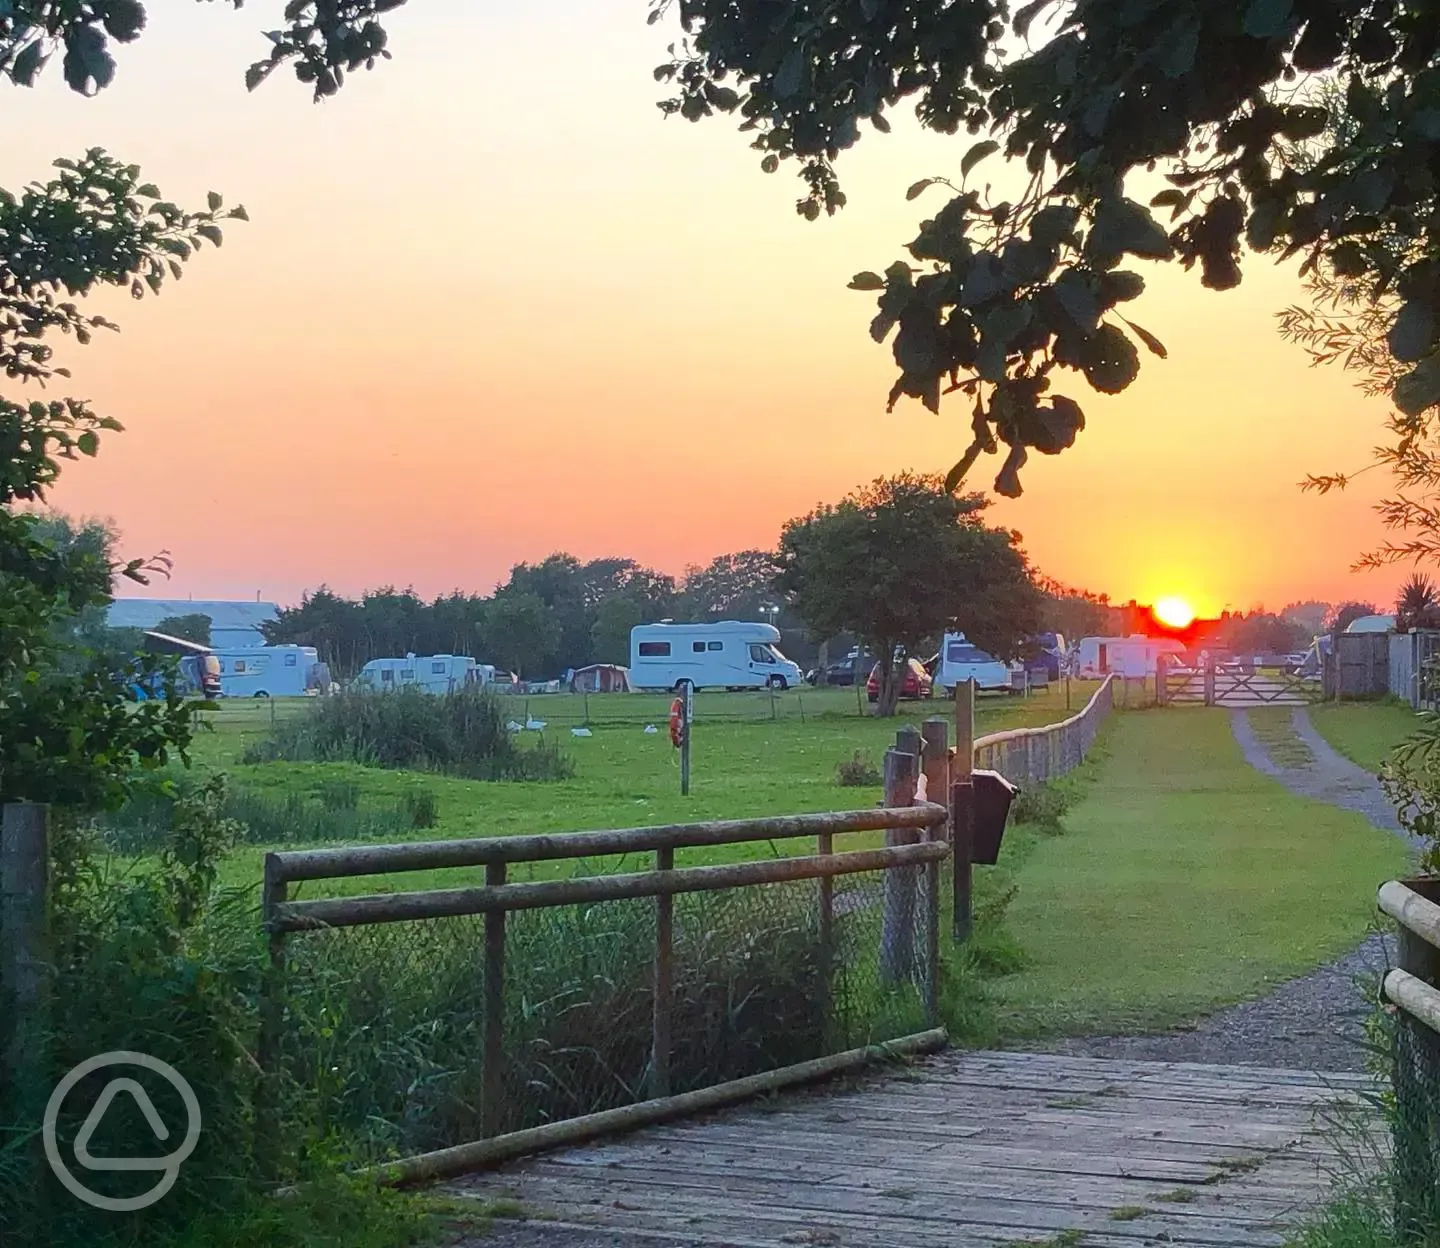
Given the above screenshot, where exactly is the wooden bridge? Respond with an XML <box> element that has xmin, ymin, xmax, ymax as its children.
<box><xmin>450</xmin><ymin>1048</ymin><xmax>1377</xmax><ymax>1247</ymax></box>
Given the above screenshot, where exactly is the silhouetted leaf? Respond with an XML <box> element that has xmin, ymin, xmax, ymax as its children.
<box><xmin>1389</xmin><ymin>301</ymin><xmax>1435</xmax><ymax>363</ymax></box>
<box><xmin>906</xmin><ymin>178</ymin><xmax>935</xmax><ymax>201</ymax></box>
<box><xmin>1124</xmin><ymin>321</ymin><xmax>1168</xmax><ymax>358</ymax></box>
<box><xmin>961</xmin><ymin>140</ymin><xmax>999</xmax><ymax>178</ymax></box>
<box><xmin>848</xmin><ymin>271</ymin><xmax>886</xmax><ymax>291</ymax></box>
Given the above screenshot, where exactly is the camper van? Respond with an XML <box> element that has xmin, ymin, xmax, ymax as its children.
<box><xmin>1074</xmin><ymin>635</ymin><xmax>1186</xmax><ymax>678</ymax></box>
<box><xmin>933</xmin><ymin>634</ymin><xmax>1013</xmax><ymax>695</ymax></box>
<box><xmin>214</xmin><ymin>646</ymin><xmax>326</xmax><ymax>698</ymax></box>
<box><xmin>629</xmin><ymin>621</ymin><xmax>804</xmax><ymax>692</ymax></box>
<box><xmin>139</xmin><ymin>631</ymin><xmax>222</xmax><ymax>699</ymax></box>
<box><xmin>355</xmin><ymin>653</ymin><xmax>480</xmax><ymax>694</ymax></box>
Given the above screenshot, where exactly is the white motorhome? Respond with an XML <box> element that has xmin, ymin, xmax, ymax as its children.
<box><xmin>215</xmin><ymin>646</ymin><xmax>325</xmax><ymax>698</ymax></box>
<box><xmin>629</xmin><ymin>621</ymin><xmax>804</xmax><ymax>691</ymax></box>
<box><xmin>1074</xmin><ymin>634</ymin><xmax>1185</xmax><ymax>678</ymax></box>
<box><xmin>933</xmin><ymin>634</ymin><xmax>1012</xmax><ymax>695</ymax></box>
<box><xmin>355</xmin><ymin>653</ymin><xmax>480</xmax><ymax>694</ymax></box>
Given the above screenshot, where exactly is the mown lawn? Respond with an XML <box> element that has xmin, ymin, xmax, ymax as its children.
<box><xmin>191</xmin><ymin>683</ymin><xmax>1095</xmax><ymax>894</ymax></box>
<box><xmin>989</xmin><ymin>708</ymin><xmax>1412</xmax><ymax>1037</ymax></box>
<box><xmin>1310</xmin><ymin>699</ymin><xmax>1422</xmax><ymax>772</ymax></box>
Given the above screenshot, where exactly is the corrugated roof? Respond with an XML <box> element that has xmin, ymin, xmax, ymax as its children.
<box><xmin>107</xmin><ymin>599</ymin><xmax>280</xmax><ymax>631</ymax></box>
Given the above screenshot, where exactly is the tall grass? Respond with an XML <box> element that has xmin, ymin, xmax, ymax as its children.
<box><xmin>242</xmin><ymin>687</ymin><xmax>573</xmax><ymax>781</ymax></box>
<box><xmin>274</xmin><ymin>877</ymin><xmax>927</xmax><ymax>1162</ymax></box>
<box><xmin>94</xmin><ymin>775</ymin><xmax>440</xmax><ymax>854</ymax></box>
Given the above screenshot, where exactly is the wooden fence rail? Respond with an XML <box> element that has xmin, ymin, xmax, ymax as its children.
<box><xmin>261</xmin><ymin>795</ymin><xmax>950</xmax><ymax>1184</ymax></box>
<box><xmin>1378</xmin><ymin>878</ymin><xmax>1440</xmax><ymax>1241</ymax></box>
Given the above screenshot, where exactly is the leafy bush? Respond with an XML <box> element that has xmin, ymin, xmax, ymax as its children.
<box><xmin>1010</xmin><ymin>781</ymin><xmax>1074</xmax><ymax>832</ymax></box>
<box><xmin>243</xmin><ymin>688</ymin><xmax>573</xmax><ymax>782</ymax></box>
<box><xmin>1</xmin><ymin>778</ymin><xmax>263</xmax><ymax>1245</ymax></box>
<box><xmin>836</xmin><ymin>750</ymin><xmax>882</xmax><ymax>787</ymax></box>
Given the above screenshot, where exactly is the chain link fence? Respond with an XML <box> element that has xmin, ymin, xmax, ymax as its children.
<box><xmin>262</xmin><ymin>808</ymin><xmax>944</xmax><ymax>1175</ymax></box>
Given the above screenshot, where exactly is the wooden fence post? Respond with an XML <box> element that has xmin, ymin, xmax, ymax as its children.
<box><xmin>2</xmin><ymin>803</ymin><xmax>50</xmax><ymax>1154</ymax></box>
<box><xmin>482</xmin><ymin>862</ymin><xmax>508</xmax><ymax>1137</ymax></box>
<box><xmin>921</xmin><ymin>719</ymin><xmax>950</xmax><ymax>834</ymax></box>
<box><xmin>1394</xmin><ymin>898</ymin><xmax>1440</xmax><ymax>1241</ymax></box>
<box><xmin>951</xmin><ymin>681</ymin><xmax>975</xmax><ymax>945</ymax></box>
<box><xmin>817</xmin><ymin>829</ymin><xmax>834</xmax><ymax>1040</ymax></box>
<box><xmin>878</xmin><ymin>747</ymin><xmax>919</xmax><ymax>985</ymax></box>
<box><xmin>650</xmin><ymin>846</ymin><xmax>674</xmax><ymax>1099</ymax></box>
<box><xmin>920</xmin><ymin>719</ymin><xmax>948</xmax><ymax>1026</ymax></box>
<box><xmin>1204</xmin><ymin>657</ymin><xmax>1217</xmax><ymax>707</ymax></box>
<box><xmin>258</xmin><ymin>852</ymin><xmax>288</xmax><ymax>1177</ymax></box>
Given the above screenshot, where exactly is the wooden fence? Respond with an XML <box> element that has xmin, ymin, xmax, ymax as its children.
<box><xmin>261</xmin><ymin>792</ymin><xmax>951</xmax><ymax>1185</ymax></box>
<box><xmin>1379</xmin><ymin>878</ymin><xmax>1440</xmax><ymax>1239</ymax></box>
<box><xmin>970</xmin><ymin>673</ymin><xmax>1116</xmax><ymax>786</ymax></box>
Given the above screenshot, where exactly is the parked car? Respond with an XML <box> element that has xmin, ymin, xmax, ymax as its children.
<box><xmin>931</xmin><ymin>635</ymin><xmax>1012</xmax><ymax>694</ymax></box>
<box><xmin>806</xmin><ymin>652</ymin><xmax>873</xmax><ymax>687</ymax></box>
<box><xmin>866</xmin><ymin>657</ymin><xmax>933</xmax><ymax>702</ymax></box>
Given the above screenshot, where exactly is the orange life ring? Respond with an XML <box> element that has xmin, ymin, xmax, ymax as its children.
<box><xmin>668</xmin><ymin>698</ymin><xmax>685</xmax><ymax>748</ymax></box>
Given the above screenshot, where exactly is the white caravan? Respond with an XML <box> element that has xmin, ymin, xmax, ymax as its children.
<box><xmin>1074</xmin><ymin>635</ymin><xmax>1185</xmax><ymax>678</ymax></box>
<box><xmin>355</xmin><ymin>653</ymin><xmax>480</xmax><ymax>694</ymax></box>
<box><xmin>214</xmin><ymin>646</ymin><xmax>323</xmax><ymax>698</ymax></box>
<box><xmin>629</xmin><ymin>621</ymin><xmax>804</xmax><ymax>691</ymax></box>
<box><xmin>933</xmin><ymin>634</ymin><xmax>1013</xmax><ymax>695</ymax></box>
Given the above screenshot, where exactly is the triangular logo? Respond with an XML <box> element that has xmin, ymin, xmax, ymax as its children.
<box><xmin>73</xmin><ymin>1078</ymin><xmax>172</xmax><ymax>1172</ymax></box>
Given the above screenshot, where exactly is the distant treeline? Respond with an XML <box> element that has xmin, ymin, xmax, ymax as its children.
<box><xmin>260</xmin><ymin>553</ymin><xmax>1346</xmax><ymax>682</ymax></box>
<box><xmin>260</xmin><ymin>551</ymin><xmax>827</xmax><ymax>680</ymax></box>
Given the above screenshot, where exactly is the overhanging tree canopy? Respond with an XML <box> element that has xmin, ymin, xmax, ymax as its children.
<box><xmin>645</xmin><ymin>0</ymin><xmax>1439</xmax><ymax>497</ymax></box>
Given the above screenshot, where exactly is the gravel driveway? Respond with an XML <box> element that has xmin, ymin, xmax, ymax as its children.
<box><xmin>1035</xmin><ymin>707</ymin><xmax>1414</xmax><ymax>1072</ymax></box>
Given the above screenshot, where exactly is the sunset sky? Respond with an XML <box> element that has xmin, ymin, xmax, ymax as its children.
<box><xmin>5</xmin><ymin>1</ymin><xmax>1413</xmax><ymax>618</ymax></box>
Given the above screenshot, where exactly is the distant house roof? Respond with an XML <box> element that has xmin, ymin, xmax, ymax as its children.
<box><xmin>107</xmin><ymin>599</ymin><xmax>280</xmax><ymax>633</ymax></box>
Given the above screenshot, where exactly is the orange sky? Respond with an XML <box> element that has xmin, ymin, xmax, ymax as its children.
<box><xmin>4</xmin><ymin>1</ymin><xmax>1412</xmax><ymax>617</ymax></box>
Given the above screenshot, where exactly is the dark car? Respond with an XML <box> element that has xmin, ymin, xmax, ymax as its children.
<box><xmin>866</xmin><ymin>657</ymin><xmax>934</xmax><ymax>702</ymax></box>
<box><xmin>806</xmin><ymin>652</ymin><xmax>872</xmax><ymax>687</ymax></box>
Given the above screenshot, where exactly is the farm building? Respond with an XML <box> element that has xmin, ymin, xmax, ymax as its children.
<box><xmin>106</xmin><ymin>598</ymin><xmax>279</xmax><ymax>649</ymax></box>
<box><xmin>570</xmin><ymin>663</ymin><xmax>631</xmax><ymax>693</ymax></box>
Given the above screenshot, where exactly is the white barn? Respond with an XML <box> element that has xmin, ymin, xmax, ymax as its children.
<box><xmin>107</xmin><ymin>599</ymin><xmax>279</xmax><ymax>649</ymax></box>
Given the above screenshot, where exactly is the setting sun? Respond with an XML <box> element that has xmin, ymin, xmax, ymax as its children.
<box><xmin>1153</xmin><ymin>597</ymin><xmax>1197</xmax><ymax>629</ymax></box>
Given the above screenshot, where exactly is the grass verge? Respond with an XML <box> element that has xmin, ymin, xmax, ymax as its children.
<box><xmin>990</xmin><ymin>709</ymin><xmax>1411</xmax><ymax>1037</ymax></box>
<box><xmin>1310</xmin><ymin>700</ymin><xmax>1421</xmax><ymax>773</ymax></box>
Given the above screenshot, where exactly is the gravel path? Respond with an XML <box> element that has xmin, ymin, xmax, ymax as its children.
<box><xmin>1036</xmin><ymin>707</ymin><xmax>1413</xmax><ymax>1072</ymax></box>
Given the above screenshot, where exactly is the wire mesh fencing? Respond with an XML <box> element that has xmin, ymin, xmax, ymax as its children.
<box><xmin>1392</xmin><ymin>1009</ymin><xmax>1440</xmax><ymax>1241</ymax></box>
<box><xmin>260</xmin><ymin>808</ymin><xmax>945</xmax><ymax>1175</ymax></box>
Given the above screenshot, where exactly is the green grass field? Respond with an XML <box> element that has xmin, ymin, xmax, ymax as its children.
<box><xmin>1310</xmin><ymin>699</ymin><xmax>1422</xmax><ymax>772</ymax></box>
<box><xmin>991</xmin><ymin>709</ymin><xmax>1411</xmax><ymax>1036</ymax></box>
<box><xmin>163</xmin><ymin>690</ymin><xmax>1413</xmax><ymax>1040</ymax></box>
<box><xmin>192</xmin><ymin>684</ymin><xmax>1093</xmax><ymax>890</ymax></box>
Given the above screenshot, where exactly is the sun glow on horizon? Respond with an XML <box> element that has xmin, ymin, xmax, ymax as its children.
<box><xmin>1153</xmin><ymin>596</ymin><xmax>1197</xmax><ymax>629</ymax></box>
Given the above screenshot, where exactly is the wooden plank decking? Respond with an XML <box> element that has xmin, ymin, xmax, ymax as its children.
<box><xmin>449</xmin><ymin>1050</ymin><xmax>1383</xmax><ymax>1248</ymax></box>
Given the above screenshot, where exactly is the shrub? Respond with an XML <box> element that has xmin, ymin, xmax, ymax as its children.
<box><xmin>399</xmin><ymin>788</ymin><xmax>439</xmax><ymax>830</ymax></box>
<box><xmin>243</xmin><ymin>687</ymin><xmax>573</xmax><ymax>782</ymax></box>
<box><xmin>1</xmin><ymin>778</ymin><xmax>263</xmax><ymax>1245</ymax></box>
<box><xmin>836</xmin><ymin>751</ymin><xmax>882</xmax><ymax>787</ymax></box>
<box><xmin>1010</xmin><ymin>781</ymin><xmax>1074</xmax><ymax>832</ymax></box>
